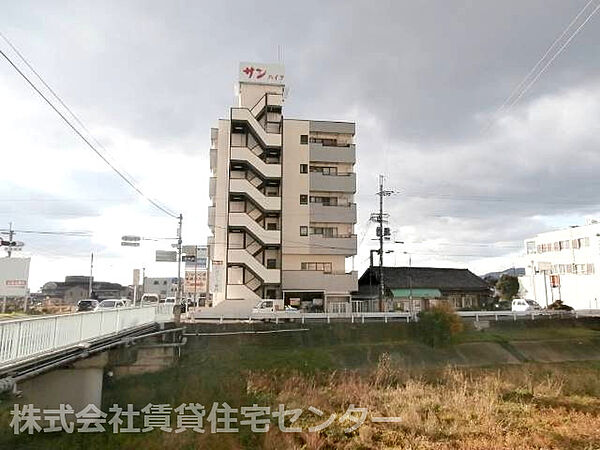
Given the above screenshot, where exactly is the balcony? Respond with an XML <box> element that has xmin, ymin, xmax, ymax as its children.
<box><xmin>309</xmin><ymin>234</ymin><xmax>357</xmax><ymax>255</ymax></box>
<box><xmin>310</xmin><ymin>172</ymin><xmax>356</xmax><ymax>193</ymax></box>
<box><xmin>282</xmin><ymin>270</ymin><xmax>358</xmax><ymax>293</ymax></box>
<box><xmin>230</xmin><ymin>147</ymin><xmax>281</xmax><ymax>179</ymax></box>
<box><xmin>229</xmin><ymin>213</ymin><xmax>280</xmax><ymax>245</ymax></box>
<box><xmin>231</xmin><ymin>108</ymin><xmax>281</xmax><ymax>148</ymax></box>
<box><xmin>229</xmin><ymin>178</ymin><xmax>281</xmax><ymax>212</ymax></box>
<box><xmin>309</xmin><ymin>143</ymin><xmax>355</xmax><ymax>164</ymax></box>
<box><xmin>210</xmin><ymin>148</ymin><xmax>218</xmax><ymax>173</ymax></box>
<box><xmin>228</xmin><ymin>249</ymin><xmax>280</xmax><ymax>284</ymax></box>
<box><xmin>310</xmin><ymin>203</ymin><xmax>356</xmax><ymax>223</ymax></box>
<box><xmin>209</xmin><ymin>177</ymin><xmax>217</xmax><ymax>198</ymax></box>
<box><xmin>208</xmin><ymin>206</ymin><xmax>216</xmax><ymax>228</ymax></box>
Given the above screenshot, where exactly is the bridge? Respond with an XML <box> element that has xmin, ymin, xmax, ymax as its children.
<box><xmin>0</xmin><ymin>305</ymin><xmax>178</xmax><ymax>410</ymax></box>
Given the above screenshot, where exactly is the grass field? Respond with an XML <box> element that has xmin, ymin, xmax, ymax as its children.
<box><xmin>1</xmin><ymin>319</ymin><xmax>600</xmax><ymax>449</ymax></box>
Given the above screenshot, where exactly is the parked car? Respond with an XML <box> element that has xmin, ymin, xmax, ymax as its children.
<box><xmin>141</xmin><ymin>293</ymin><xmax>160</xmax><ymax>305</ymax></box>
<box><xmin>511</xmin><ymin>298</ymin><xmax>541</xmax><ymax>312</ymax></box>
<box><xmin>98</xmin><ymin>299</ymin><xmax>127</xmax><ymax>309</ymax></box>
<box><xmin>77</xmin><ymin>299</ymin><xmax>99</xmax><ymax>312</ymax></box>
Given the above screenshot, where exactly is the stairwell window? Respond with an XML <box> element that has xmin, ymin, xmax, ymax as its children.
<box><xmin>300</xmin><ymin>194</ymin><xmax>308</xmax><ymax>205</ymax></box>
<box><xmin>300</xmin><ymin>226</ymin><xmax>308</xmax><ymax>236</ymax></box>
<box><xmin>300</xmin><ymin>135</ymin><xmax>308</xmax><ymax>144</ymax></box>
<box><xmin>300</xmin><ymin>164</ymin><xmax>308</xmax><ymax>173</ymax></box>
<box><xmin>267</xmin><ymin>259</ymin><xmax>277</xmax><ymax>269</ymax></box>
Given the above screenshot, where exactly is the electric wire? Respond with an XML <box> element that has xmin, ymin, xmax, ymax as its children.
<box><xmin>0</xmin><ymin>38</ymin><xmax>177</xmax><ymax>219</ymax></box>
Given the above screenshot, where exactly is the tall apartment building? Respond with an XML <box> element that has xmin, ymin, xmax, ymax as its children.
<box><xmin>207</xmin><ymin>62</ymin><xmax>358</xmax><ymax>312</ymax></box>
<box><xmin>519</xmin><ymin>220</ymin><xmax>600</xmax><ymax>310</ymax></box>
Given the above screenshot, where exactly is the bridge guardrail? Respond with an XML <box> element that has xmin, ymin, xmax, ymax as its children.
<box><xmin>192</xmin><ymin>309</ymin><xmax>600</xmax><ymax>323</ymax></box>
<box><xmin>0</xmin><ymin>306</ymin><xmax>166</xmax><ymax>369</ymax></box>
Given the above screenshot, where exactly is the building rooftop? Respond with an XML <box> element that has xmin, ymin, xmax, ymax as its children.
<box><xmin>357</xmin><ymin>266</ymin><xmax>490</xmax><ymax>297</ymax></box>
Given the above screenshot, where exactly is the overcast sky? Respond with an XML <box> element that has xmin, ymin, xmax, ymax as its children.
<box><xmin>2</xmin><ymin>0</ymin><xmax>600</xmax><ymax>290</ymax></box>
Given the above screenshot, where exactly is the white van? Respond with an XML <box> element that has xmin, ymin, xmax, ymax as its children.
<box><xmin>511</xmin><ymin>298</ymin><xmax>541</xmax><ymax>312</ymax></box>
<box><xmin>252</xmin><ymin>299</ymin><xmax>284</xmax><ymax>313</ymax></box>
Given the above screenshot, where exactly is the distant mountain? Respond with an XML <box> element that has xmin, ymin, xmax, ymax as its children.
<box><xmin>481</xmin><ymin>267</ymin><xmax>525</xmax><ymax>281</ymax></box>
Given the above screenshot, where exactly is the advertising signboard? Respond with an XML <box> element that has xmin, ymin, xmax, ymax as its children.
<box><xmin>0</xmin><ymin>257</ymin><xmax>30</xmax><ymax>297</ymax></box>
<box><xmin>239</xmin><ymin>62</ymin><xmax>285</xmax><ymax>85</ymax></box>
<box><xmin>184</xmin><ymin>270</ymin><xmax>207</xmax><ymax>295</ymax></box>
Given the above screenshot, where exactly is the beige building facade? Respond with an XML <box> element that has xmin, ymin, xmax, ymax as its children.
<box><xmin>208</xmin><ymin>62</ymin><xmax>357</xmax><ymax>312</ymax></box>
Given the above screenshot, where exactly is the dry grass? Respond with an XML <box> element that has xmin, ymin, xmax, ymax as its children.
<box><xmin>247</xmin><ymin>357</ymin><xmax>600</xmax><ymax>449</ymax></box>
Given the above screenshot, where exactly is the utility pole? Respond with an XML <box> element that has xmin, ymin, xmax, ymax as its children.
<box><xmin>176</xmin><ymin>214</ymin><xmax>183</xmax><ymax>303</ymax></box>
<box><xmin>88</xmin><ymin>252</ymin><xmax>94</xmax><ymax>297</ymax></box>
<box><xmin>374</xmin><ymin>175</ymin><xmax>393</xmax><ymax>312</ymax></box>
<box><xmin>6</xmin><ymin>222</ymin><xmax>13</xmax><ymax>258</ymax></box>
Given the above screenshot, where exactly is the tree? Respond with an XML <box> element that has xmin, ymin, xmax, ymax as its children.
<box><xmin>496</xmin><ymin>274</ymin><xmax>519</xmax><ymax>300</ymax></box>
<box><xmin>416</xmin><ymin>302</ymin><xmax>464</xmax><ymax>347</ymax></box>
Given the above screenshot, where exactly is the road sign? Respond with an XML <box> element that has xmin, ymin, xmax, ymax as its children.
<box><xmin>156</xmin><ymin>250</ymin><xmax>177</xmax><ymax>262</ymax></box>
<box><xmin>133</xmin><ymin>269</ymin><xmax>140</xmax><ymax>285</ymax></box>
<box><xmin>0</xmin><ymin>240</ymin><xmax>24</xmax><ymax>247</ymax></box>
<box><xmin>121</xmin><ymin>242</ymin><xmax>140</xmax><ymax>247</ymax></box>
<box><xmin>121</xmin><ymin>235</ymin><xmax>141</xmax><ymax>242</ymax></box>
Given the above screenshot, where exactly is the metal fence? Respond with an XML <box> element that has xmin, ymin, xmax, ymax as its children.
<box><xmin>0</xmin><ymin>305</ymin><xmax>171</xmax><ymax>368</ymax></box>
<box><xmin>191</xmin><ymin>309</ymin><xmax>600</xmax><ymax>324</ymax></box>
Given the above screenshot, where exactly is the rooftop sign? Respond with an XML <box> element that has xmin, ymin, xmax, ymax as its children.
<box><xmin>239</xmin><ymin>62</ymin><xmax>285</xmax><ymax>85</ymax></box>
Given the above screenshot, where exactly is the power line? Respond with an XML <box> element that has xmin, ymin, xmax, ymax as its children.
<box><xmin>0</xmin><ymin>36</ymin><xmax>178</xmax><ymax>219</ymax></box>
<box><xmin>486</xmin><ymin>0</ymin><xmax>600</xmax><ymax>128</ymax></box>
<box><xmin>507</xmin><ymin>1</ymin><xmax>600</xmax><ymax>109</ymax></box>
<box><xmin>493</xmin><ymin>0</ymin><xmax>597</xmax><ymax>119</ymax></box>
<box><xmin>0</xmin><ymin>228</ymin><xmax>92</xmax><ymax>237</ymax></box>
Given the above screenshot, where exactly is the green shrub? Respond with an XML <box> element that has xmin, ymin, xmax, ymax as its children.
<box><xmin>416</xmin><ymin>302</ymin><xmax>464</xmax><ymax>347</ymax></box>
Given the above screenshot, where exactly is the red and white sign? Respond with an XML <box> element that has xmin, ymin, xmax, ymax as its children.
<box><xmin>0</xmin><ymin>257</ymin><xmax>30</xmax><ymax>297</ymax></box>
<box><xmin>239</xmin><ymin>62</ymin><xmax>285</xmax><ymax>85</ymax></box>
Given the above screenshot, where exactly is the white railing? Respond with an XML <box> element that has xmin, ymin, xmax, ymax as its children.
<box><xmin>192</xmin><ymin>309</ymin><xmax>600</xmax><ymax>324</ymax></box>
<box><xmin>0</xmin><ymin>305</ymin><xmax>173</xmax><ymax>369</ymax></box>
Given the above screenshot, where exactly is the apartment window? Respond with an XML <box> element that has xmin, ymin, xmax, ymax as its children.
<box><xmin>266</xmin><ymin>289</ymin><xmax>277</xmax><ymax>299</ymax></box>
<box><xmin>300</xmin><ymin>164</ymin><xmax>308</xmax><ymax>174</ymax></box>
<box><xmin>310</xmin><ymin>227</ymin><xmax>337</xmax><ymax>237</ymax></box>
<box><xmin>310</xmin><ymin>196</ymin><xmax>338</xmax><ymax>206</ymax></box>
<box><xmin>300</xmin><ymin>134</ymin><xmax>308</xmax><ymax>144</ymax></box>
<box><xmin>266</xmin><ymin>259</ymin><xmax>277</xmax><ymax>269</ymax></box>
<box><xmin>300</xmin><ymin>194</ymin><xmax>308</xmax><ymax>205</ymax></box>
<box><xmin>153</xmin><ymin>281</ymin><xmax>159</xmax><ymax>285</ymax></box>
<box><xmin>301</xmin><ymin>262</ymin><xmax>332</xmax><ymax>273</ymax></box>
<box><xmin>300</xmin><ymin>226</ymin><xmax>308</xmax><ymax>236</ymax></box>
<box><xmin>310</xmin><ymin>166</ymin><xmax>338</xmax><ymax>175</ymax></box>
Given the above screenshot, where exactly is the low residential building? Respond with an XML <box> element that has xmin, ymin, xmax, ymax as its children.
<box><xmin>353</xmin><ymin>267</ymin><xmax>492</xmax><ymax>312</ymax></box>
<box><xmin>41</xmin><ymin>276</ymin><xmax>124</xmax><ymax>303</ymax></box>
<box><xmin>142</xmin><ymin>277</ymin><xmax>180</xmax><ymax>299</ymax></box>
<box><xmin>520</xmin><ymin>220</ymin><xmax>600</xmax><ymax>310</ymax></box>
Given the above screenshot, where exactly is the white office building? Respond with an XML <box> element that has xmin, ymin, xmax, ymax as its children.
<box><xmin>520</xmin><ymin>220</ymin><xmax>600</xmax><ymax>310</ymax></box>
<box><xmin>207</xmin><ymin>62</ymin><xmax>358</xmax><ymax>312</ymax></box>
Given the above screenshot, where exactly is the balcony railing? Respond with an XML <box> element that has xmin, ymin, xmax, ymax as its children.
<box><xmin>310</xmin><ymin>203</ymin><xmax>356</xmax><ymax>223</ymax></box>
<box><xmin>309</xmin><ymin>142</ymin><xmax>356</xmax><ymax>164</ymax></box>
<box><xmin>310</xmin><ymin>172</ymin><xmax>356</xmax><ymax>193</ymax></box>
<box><xmin>282</xmin><ymin>270</ymin><xmax>358</xmax><ymax>292</ymax></box>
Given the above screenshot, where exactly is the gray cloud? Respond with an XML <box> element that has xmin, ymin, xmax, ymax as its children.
<box><xmin>2</xmin><ymin>0</ymin><xmax>600</xmax><ymax>277</ymax></box>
